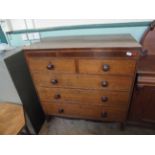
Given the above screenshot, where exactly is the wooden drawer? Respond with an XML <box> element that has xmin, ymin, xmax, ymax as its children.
<box><xmin>26</xmin><ymin>57</ymin><xmax>76</xmax><ymax>73</ymax></box>
<box><xmin>42</xmin><ymin>102</ymin><xmax>127</xmax><ymax>122</ymax></box>
<box><xmin>37</xmin><ymin>87</ymin><xmax>129</xmax><ymax>107</ymax></box>
<box><xmin>79</xmin><ymin>59</ymin><xmax>136</xmax><ymax>75</ymax></box>
<box><xmin>33</xmin><ymin>73</ymin><xmax>132</xmax><ymax>91</ymax></box>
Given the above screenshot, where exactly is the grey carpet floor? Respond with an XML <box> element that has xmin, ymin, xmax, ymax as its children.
<box><xmin>39</xmin><ymin>117</ymin><xmax>155</xmax><ymax>135</ymax></box>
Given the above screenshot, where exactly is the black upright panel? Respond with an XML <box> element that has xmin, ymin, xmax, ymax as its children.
<box><xmin>5</xmin><ymin>50</ymin><xmax>45</xmax><ymax>134</ymax></box>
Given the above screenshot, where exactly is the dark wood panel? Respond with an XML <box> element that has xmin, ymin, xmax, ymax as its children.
<box><xmin>5</xmin><ymin>51</ymin><xmax>45</xmax><ymax>134</ymax></box>
<box><xmin>138</xmin><ymin>55</ymin><xmax>155</xmax><ymax>76</ymax></box>
<box><xmin>138</xmin><ymin>74</ymin><xmax>155</xmax><ymax>87</ymax></box>
<box><xmin>129</xmin><ymin>86</ymin><xmax>155</xmax><ymax>123</ymax></box>
<box><xmin>140</xmin><ymin>20</ymin><xmax>155</xmax><ymax>55</ymax></box>
<box><xmin>128</xmin><ymin>21</ymin><xmax>155</xmax><ymax>127</ymax></box>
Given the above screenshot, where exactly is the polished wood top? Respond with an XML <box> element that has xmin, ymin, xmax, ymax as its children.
<box><xmin>24</xmin><ymin>34</ymin><xmax>141</xmax><ymax>50</ymax></box>
<box><xmin>0</xmin><ymin>103</ymin><xmax>25</xmax><ymax>135</ymax></box>
<box><xmin>137</xmin><ymin>55</ymin><xmax>155</xmax><ymax>86</ymax></box>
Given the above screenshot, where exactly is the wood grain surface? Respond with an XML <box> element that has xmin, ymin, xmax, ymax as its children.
<box><xmin>43</xmin><ymin>102</ymin><xmax>127</xmax><ymax>122</ymax></box>
<box><xmin>32</xmin><ymin>73</ymin><xmax>132</xmax><ymax>91</ymax></box>
<box><xmin>0</xmin><ymin>103</ymin><xmax>25</xmax><ymax>135</ymax></box>
<box><xmin>36</xmin><ymin>87</ymin><xmax>130</xmax><ymax>107</ymax></box>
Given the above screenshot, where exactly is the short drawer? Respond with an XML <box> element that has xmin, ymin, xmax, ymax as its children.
<box><xmin>42</xmin><ymin>102</ymin><xmax>127</xmax><ymax>122</ymax></box>
<box><xmin>26</xmin><ymin>57</ymin><xmax>76</xmax><ymax>73</ymax></box>
<box><xmin>79</xmin><ymin>59</ymin><xmax>136</xmax><ymax>75</ymax></box>
<box><xmin>33</xmin><ymin>73</ymin><xmax>132</xmax><ymax>91</ymax></box>
<box><xmin>37</xmin><ymin>87</ymin><xmax>130</xmax><ymax>107</ymax></box>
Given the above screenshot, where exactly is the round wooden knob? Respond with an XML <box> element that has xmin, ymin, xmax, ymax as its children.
<box><xmin>101</xmin><ymin>81</ymin><xmax>108</xmax><ymax>87</ymax></box>
<box><xmin>51</xmin><ymin>79</ymin><xmax>58</xmax><ymax>85</ymax></box>
<box><xmin>58</xmin><ymin>109</ymin><xmax>64</xmax><ymax>113</ymax></box>
<box><xmin>102</xmin><ymin>64</ymin><xmax>110</xmax><ymax>72</ymax></box>
<box><xmin>101</xmin><ymin>96</ymin><xmax>108</xmax><ymax>102</ymax></box>
<box><xmin>47</xmin><ymin>64</ymin><xmax>54</xmax><ymax>70</ymax></box>
<box><xmin>101</xmin><ymin>112</ymin><xmax>108</xmax><ymax>118</ymax></box>
<box><xmin>54</xmin><ymin>93</ymin><xmax>61</xmax><ymax>99</ymax></box>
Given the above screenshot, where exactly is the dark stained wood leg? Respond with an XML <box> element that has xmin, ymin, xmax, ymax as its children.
<box><xmin>119</xmin><ymin>122</ymin><xmax>125</xmax><ymax>131</ymax></box>
<box><xmin>18</xmin><ymin>125</ymin><xmax>32</xmax><ymax>135</ymax></box>
<box><xmin>46</xmin><ymin>115</ymin><xmax>52</xmax><ymax>122</ymax></box>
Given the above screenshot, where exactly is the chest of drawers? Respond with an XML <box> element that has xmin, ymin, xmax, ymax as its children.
<box><xmin>24</xmin><ymin>35</ymin><xmax>141</xmax><ymax>123</ymax></box>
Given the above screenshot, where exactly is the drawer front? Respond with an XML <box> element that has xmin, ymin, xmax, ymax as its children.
<box><xmin>42</xmin><ymin>103</ymin><xmax>127</xmax><ymax>121</ymax></box>
<box><xmin>33</xmin><ymin>73</ymin><xmax>132</xmax><ymax>91</ymax></box>
<box><xmin>79</xmin><ymin>59</ymin><xmax>136</xmax><ymax>75</ymax></box>
<box><xmin>26</xmin><ymin>57</ymin><xmax>76</xmax><ymax>73</ymax></box>
<box><xmin>37</xmin><ymin>87</ymin><xmax>130</xmax><ymax>107</ymax></box>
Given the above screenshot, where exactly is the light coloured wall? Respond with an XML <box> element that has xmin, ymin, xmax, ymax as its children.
<box><xmin>0</xmin><ymin>60</ymin><xmax>21</xmax><ymax>103</ymax></box>
<box><xmin>4</xmin><ymin>19</ymin><xmax>151</xmax><ymax>47</ymax></box>
<box><xmin>4</xmin><ymin>19</ymin><xmax>151</xmax><ymax>31</ymax></box>
<box><xmin>7</xmin><ymin>25</ymin><xmax>147</xmax><ymax>47</ymax></box>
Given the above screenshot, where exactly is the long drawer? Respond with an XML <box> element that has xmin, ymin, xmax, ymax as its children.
<box><xmin>36</xmin><ymin>87</ymin><xmax>130</xmax><ymax>107</ymax></box>
<box><xmin>32</xmin><ymin>73</ymin><xmax>132</xmax><ymax>91</ymax></box>
<box><xmin>26</xmin><ymin>57</ymin><xmax>76</xmax><ymax>73</ymax></box>
<box><xmin>42</xmin><ymin>102</ymin><xmax>127</xmax><ymax>122</ymax></box>
<box><xmin>79</xmin><ymin>59</ymin><xmax>136</xmax><ymax>75</ymax></box>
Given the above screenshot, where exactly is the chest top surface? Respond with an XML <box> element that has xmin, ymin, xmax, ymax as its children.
<box><xmin>24</xmin><ymin>34</ymin><xmax>141</xmax><ymax>50</ymax></box>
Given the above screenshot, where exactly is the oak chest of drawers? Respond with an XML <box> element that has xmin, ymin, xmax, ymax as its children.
<box><xmin>24</xmin><ymin>34</ymin><xmax>141</xmax><ymax>123</ymax></box>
